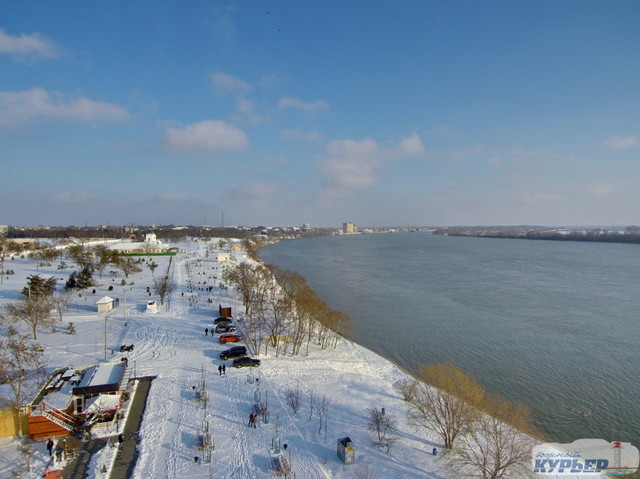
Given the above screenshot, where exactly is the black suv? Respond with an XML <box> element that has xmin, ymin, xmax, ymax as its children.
<box><xmin>214</xmin><ymin>317</ymin><xmax>233</xmax><ymax>325</ymax></box>
<box><xmin>220</xmin><ymin>346</ymin><xmax>247</xmax><ymax>360</ymax></box>
<box><xmin>232</xmin><ymin>357</ymin><xmax>261</xmax><ymax>368</ymax></box>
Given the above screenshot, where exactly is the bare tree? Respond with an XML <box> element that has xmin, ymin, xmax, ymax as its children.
<box><xmin>153</xmin><ymin>273</ymin><xmax>176</xmax><ymax>305</ymax></box>
<box><xmin>2</xmin><ymin>296</ymin><xmax>57</xmax><ymax>340</ymax></box>
<box><xmin>0</xmin><ymin>238</ymin><xmax>9</xmax><ymax>285</ymax></box>
<box><xmin>393</xmin><ymin>377</ymin><xmax>418</xmax><ymax>402</ymax></box>
<box><xmin>447</xmin><ymin>395</ymin><xmax>536</xmax><ymax>479</ymax></box>
<box><xmin>0</xmin><ymin>335</ymin><xmax>47</xmax><ymax>435</ymax></box>
<box><xmin>285</xmin><ymin>387</ymin><xmax>303</xmax><ymax>414</ymax></box>
<box><xmin>50</xmin><ymin>290</ymin><xmax>72</xmax><ymax>323</ymax></box>
<box><xmin>407</xmin><ymin>363</ymin><xmax>484</xmax><ymax>449</ymax></box>
<box><xmin>366</xmin><ymin>406</ymin><xmax>399</xmax><ymax>452</ymax></box>
<box><xmin>317</xmin><ymin>394</ymin><xmax>332</xmax><ymax>437</ymax></box>
<box><xmin>223</xmin><ymin>262</ymin><xmax>267</xmax><ymax>318</ymax></box>
<box><xmin>308</xmin><ymin>388</ymin><xmax>318</xmax><ymax>421</ymax></box>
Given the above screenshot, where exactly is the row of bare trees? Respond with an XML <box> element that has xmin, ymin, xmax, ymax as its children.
<box><xmin>395</xmin><ymin>363</ymin><xmax>540</xmax><ymax>479</ymax></box>
<box><xmin>222</xmin><ymin>262</ymin><xmax>351</xmax><ymax>357</ymax></box>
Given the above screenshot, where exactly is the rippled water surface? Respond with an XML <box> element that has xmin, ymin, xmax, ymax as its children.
<box><xmin>260</xmin><ymin>233</ymin><xmax>640</xmax><ymax>444</ymax></box>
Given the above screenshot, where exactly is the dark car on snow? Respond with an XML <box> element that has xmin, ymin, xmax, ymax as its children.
<box><xmin>215</xmin><ymin>324</ymin><xmax>237</xmax><ymax>334</ymax></box>
<box><xmin>214</xmin><ymin>317</ymin><xmax>233</xmax><ymax>325</ymax></box>
<box><xmin>219</xmin><ymin>346</ymin><xmax>247</xmax><ymax>360</ymax></box>
<box><xmin>232</xmin><ymin>357</ymin><xmax>261</xmax><ymax>368</ymax></box>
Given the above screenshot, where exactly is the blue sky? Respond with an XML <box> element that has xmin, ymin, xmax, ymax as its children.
<box><xmin>1</xmin><ymin>1</ymin><xmax>639</xmax><ymax>228</ymax></box>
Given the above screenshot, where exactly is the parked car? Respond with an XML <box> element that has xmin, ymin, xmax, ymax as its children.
<box><xmin>219</xmin><ymin>346</ymin><xmax>247</xmax><ymax>360</ymax></box>
<box><xmin>214</xmin><ymin>317</ymin><xmax>233</xmax><ymax>325</ymax></box>
<box><xmin>215</xmin><ymin>324</ymin><xmax>237</xmax><ymax>334</ymax></box>
<box><xmin>232</xmin><ymin>357</ymin><xmax>261</xmax><ymax>368</ymax></box>
<box><xmin>219</xmin><ymin>334</ymin><xmax>242</xmax><ymax>344</ymax></box>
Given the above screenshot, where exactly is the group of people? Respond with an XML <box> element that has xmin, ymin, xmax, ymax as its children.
<box><xmin>45</xmin><ymin>438</ymin><xmax>68</xmax><ymax>464</ymax></box>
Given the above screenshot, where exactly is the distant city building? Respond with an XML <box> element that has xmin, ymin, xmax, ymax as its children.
<box><xmin>0</xmin><ymin>225</ymin><xmax>7</xmax><ymax>238</ymax></box>
<box><xmin>302</xmin><ymin>223</ymin><xmax>311</xmax><ymax>231</ymax></box>
<box><xmin>343</xmin><ymin>222</ymin><xmax>358</xmax><ymax>234</ymax></box>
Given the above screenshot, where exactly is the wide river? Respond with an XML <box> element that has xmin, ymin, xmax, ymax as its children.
<box><xmin>260</xmin><ymin>232</ymin><xmax>640</xmax><ymax>445</ymax></box>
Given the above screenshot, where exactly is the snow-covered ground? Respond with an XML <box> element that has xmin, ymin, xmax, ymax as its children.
<box><xmin>0</xmin><ymin>239</ymin><xmax>450</xmax><ymax>479</ymax></box>
<box><xmin>1</xmin><ymin>238</ymin><xmax>615</xmax><ymax>479</ymax></box>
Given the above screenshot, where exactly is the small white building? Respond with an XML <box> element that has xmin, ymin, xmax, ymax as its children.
<box><xmin>146</xmin><ymin>300</ymin><xmax>158</xmax><ymax>313</ymax></box>
<box><xmin>96</xmin><ymin>296</ymin><xmax>117</xmax><ymax>313</ymax></box>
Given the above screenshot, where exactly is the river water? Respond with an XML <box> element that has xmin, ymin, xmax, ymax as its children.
<box><xmin>260</xmin><ymin>232</ymin><xmax>640</xmax><ymax>445</ymax></box>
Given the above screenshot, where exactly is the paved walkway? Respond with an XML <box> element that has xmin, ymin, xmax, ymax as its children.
<box><xmin>108</xmin><ymin>376</ymin><xmax>155</xmax><ymax>479</ymax></box>
<box><xmin>59</xmin><ymin>376</ymin><xmax>155</xmax><ymax>479</ymax></box>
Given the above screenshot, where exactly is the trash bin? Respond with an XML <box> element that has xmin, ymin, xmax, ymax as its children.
<box><xmin>337</xmin><ymin>437</ymin><xmax>355</xmax><ymax>465</ymax></box>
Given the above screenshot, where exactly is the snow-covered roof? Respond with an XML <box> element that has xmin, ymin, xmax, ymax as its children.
<box><xmin>84</xmin><ymin>362</ymin><xmax>125</xmax><ymax>388</ymax></box>
<box><xmin>96</xmin><ymin>296</ymin><xmax>115</xmax><ymax>304</ymax></box>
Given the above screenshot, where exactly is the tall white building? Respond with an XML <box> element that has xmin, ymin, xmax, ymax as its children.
<box><xmin>342</xmin><ymin>222</ymin><xmax>357</xmax><ymax>234</ymax></box>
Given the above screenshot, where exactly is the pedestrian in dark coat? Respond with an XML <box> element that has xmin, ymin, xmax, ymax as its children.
<box><xmin>218</xmin><ymin>365</ymin><xmax>223</xmax><ymax>375</ymax></box>
<box><xmin>205</xmin><ymin>328</ymin><xmax>208</xmax><ymax>336</ymax></box>
<box><xmin>46</xmin><ymin>439</ymin><xmax>54</xmax><ymax>456</ymax></box>
<box><xmin>248</xmin><ymin>412</ymin><xmax>254</xmax><ymax>427</ymax></box>
<box><xmin>252</xmin><ymin>413</ymin><xmax>258</xmax><ymax>428</ymax></box>
<box><xmin>222</xmin><ymin>364</ymin><xmax>226</xmax><ymax>375</ymax></box>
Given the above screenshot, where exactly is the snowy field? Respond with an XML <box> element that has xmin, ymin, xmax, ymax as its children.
<box><xmin>0</xmin><ymin>238</ymin><xmax>452</xmax><ymax>479</ymax></box>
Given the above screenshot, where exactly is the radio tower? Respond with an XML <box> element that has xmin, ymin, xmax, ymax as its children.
<box><xmin>221</xmin><ymin>210</ymin><xmax>224</xmax><ymax>228</ymax></box>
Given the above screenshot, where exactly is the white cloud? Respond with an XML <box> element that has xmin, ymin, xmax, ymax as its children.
<box><xmin>602</xmin><ymin>135</ymin><xmax>637</xmax><ymax>150</ymax></box>
<box><xmin>210</xmin><ymin>72</ymin><xmax>252</xmax><ymax>93</ymax></box>
<box><xmin>163</xmin><ymin>120</ymin><xmax>248</xmax><ymax>152</ymax></box>
<box><xmin>0</xmin><ymin>88</ymin><xmax>129</xmax><ymax>127</ymax></box>
<box><xmin>234</xmin><ymin>97</ymin><xmax>269</xmax><ymax>124</ymax></box>
<box><xmin>281</xmin><ymin>128</ymin><xmax>323</xmax><ymax>141</ymax></box>
<box><xmin>315</xmin><ymin>134</ymin><xmax>424</xmax><ymax>193</ymax></box>
<box><xmin>317</xmin><ymin>138</ymin><xmax>385</xmax><ymax>190</ymax></box>
<box><xmin>396</xmin><ymin>133</ymin><xmax>425</xmax><ymax>156</ymax></box>
<box><xmin>278</xmin><ymin>96</ymin><xmax>329</xmax><ymax>114</ymax></box>
<box><xmin>0</xmin><ymin>27</ymin><xmax>61</xmax><ymax>60</ymax></box>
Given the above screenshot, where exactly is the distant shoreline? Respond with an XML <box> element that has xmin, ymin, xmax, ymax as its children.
<box><xmin>433</xmin><ymin>229</ymin><xmax>640</xmax><ymax>245</ymax></box>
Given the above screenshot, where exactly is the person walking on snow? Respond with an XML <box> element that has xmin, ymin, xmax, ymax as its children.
<box><xmin>46</xmin><ymin>439</ymin><xmax>54</xmax><ymax>456</ymax></box>
<box><xmin>218</xmin><ymin>365</ymin><xmax>222</xmax><ymax>375</ymax></box>
<box><xmin>222</xmin><ymin>364</ymin><xmax>226</xmax><ymax>375</ymax></box>
<box><xmin>205</xmin><ymin>328</ymin><xmax>208</xmax><ymax>336</ymax></box>
<box><xmin>248</xmin><ymin>412</ymin><xmax>254</xmax><ymax>427</ymax></box>
<box><xmin>252</xmin><ymin>413</ymin><xmax>258</xmax><ymax>428</ymax></box>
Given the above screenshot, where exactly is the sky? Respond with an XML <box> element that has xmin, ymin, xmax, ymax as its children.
<box><xmin>1</xmin><ymin>1</ymin><xmax>639</xmax><ymax>228</ymax></box>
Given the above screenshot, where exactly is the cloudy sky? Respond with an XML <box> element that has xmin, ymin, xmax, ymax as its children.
<box><xmin>1</xmin><ymin>1</ymin><xmax>638</xmax><ymax>227</ymax></box>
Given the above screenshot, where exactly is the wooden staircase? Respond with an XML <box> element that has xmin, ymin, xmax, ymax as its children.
<box><xmin>28</xmin><ymin>402</ymin><xmax>81</xmax><ymax>439</ymax></box>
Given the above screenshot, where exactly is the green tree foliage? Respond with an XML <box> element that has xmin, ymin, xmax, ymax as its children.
<box><xmin>92</xmin><ymin>245</ymin><xmax>121</xmax><ymax>278</ymax></box>
<box><xmin>21</xmin><ymin>274</ymin><xmax>57</xmax><ymax>298</ymax></box>
<box><xmin>65</xmin><ymin>266</ymin><xmax>94</xmax><ymax>291</ymax></box>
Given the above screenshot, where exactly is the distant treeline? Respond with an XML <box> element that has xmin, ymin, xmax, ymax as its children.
<box><xmin>434</xmin><ymin>229</ymin><xmax>640</xmax><ymax>245</ymax></box>
<box><xmin>5</xmin><ymin>225</ymin><xmax>333</xmax><ymax>242</ymax></box>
